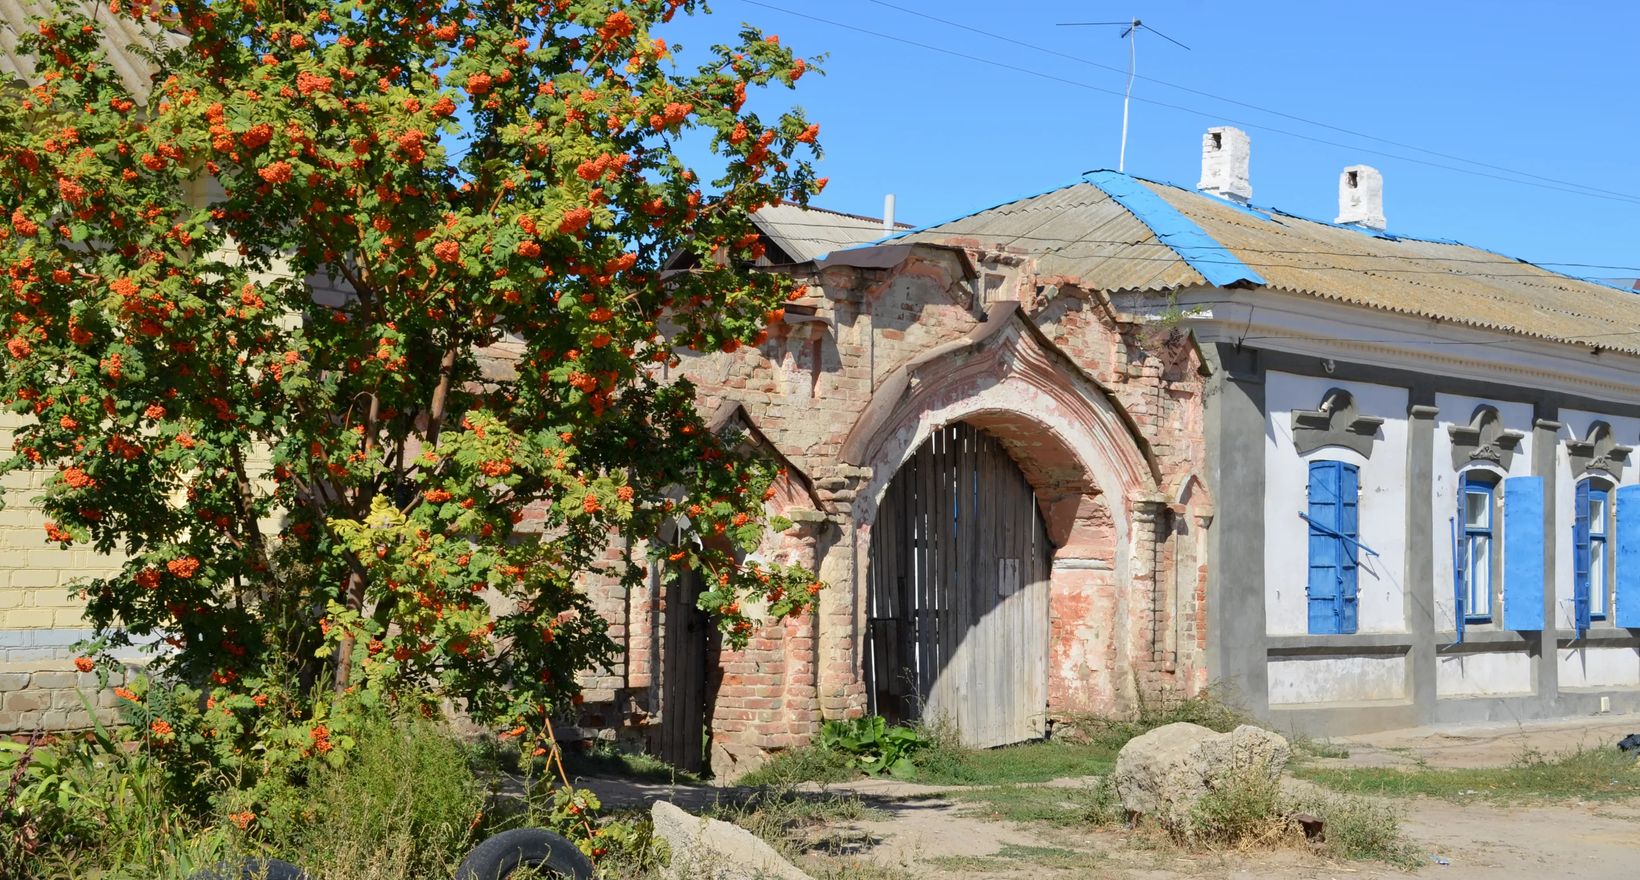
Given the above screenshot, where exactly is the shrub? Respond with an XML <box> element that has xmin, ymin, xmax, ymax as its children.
<box><xmin>2</xmin><ymin>709</ymin><xmax>235</xmax><ymax>880</ymax></box>
<box><xmin>817</xmin><ymin>717</ymin><xmax>932</xmax><ymax>779</ymax></box>
<box><xmin>1285</xmin><ymin>789</ymin><xmax>1419</xmax><ymax>867</ymax></box>
<box><xmin>1186</xmin><ymin>766</ymin><xmax>1291</xmax><ymax>849</ymax></box>
<box><xmin>256</xmin><ymin>717</ymin><xmax>487</xmax><ymax>880</ymax></box>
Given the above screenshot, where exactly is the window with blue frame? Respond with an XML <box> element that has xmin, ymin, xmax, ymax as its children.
<box><xmin>1591</xmin><ymin>487</ymin><xmax>1610</xmax><ymax>620</ymax></box>
<box><xmin>1460</xmin><ymin>474</ymin><xmax>1495</xmax><ymax>622</ymax></box>
<box><xmin>1305</xmin><ymin>460</ymin><xmax>1360</xmax><ymax>635</ymax></box>
<box><xmin>1574</xmin><ymin>479</ymin><xmax>1614</xmax><ymax>633</ymax></box>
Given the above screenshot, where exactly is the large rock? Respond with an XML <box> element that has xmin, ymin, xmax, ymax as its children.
<box><xmin>651</xmin><ymin>800</ymin><xmax>813</xmax><ymax>880</ymax></box>
<box><xmin>1112</xmin><ymin>723</ymin><xmax>1291</xmax><ymax>829</ymax></box>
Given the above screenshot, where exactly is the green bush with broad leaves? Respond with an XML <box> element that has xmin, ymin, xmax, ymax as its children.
<box><xmin>818</xmin><ymin>717</ymin><xmax>931</xmax><ymax>779</ymax></box>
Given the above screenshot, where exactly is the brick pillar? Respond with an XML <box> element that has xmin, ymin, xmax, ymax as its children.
<box><xmin>812</xmin><ymin>464</ymin><xmax>871</xmax><ymax>721</ymax></box>
<box><xmin>1120</xmin><ymin>493</ymin><xmax>1172</xmax><ymax>710</ymax></box>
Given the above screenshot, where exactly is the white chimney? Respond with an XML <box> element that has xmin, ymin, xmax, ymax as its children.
<box><xmin>1197</xmin><ymin>126</ymin><xmax>1252</xmax><ymax>204</ymax></box>
<box><xmin>882</xmin><ymin>193</ymin><xmax>896</xmax><ymax>234</ymax></box>
<box><xmin>1335</xmin><ymin>165</ymin><xmax>1385</xmax><ymax>230</ymax></box>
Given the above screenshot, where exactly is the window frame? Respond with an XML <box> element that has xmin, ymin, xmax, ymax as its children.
<box><xmin>1589</xmin><ymin>485</ymin><xmax>1611</xmax><ymax>621</ymax></box>
<box><xmin>1460</xmin><ymin>474</ymin><xmax>1497</xmax><ymax>623</ymax></box>
<box><xmin>1574</xmin><ymin>477</ymin><xmax>1617</xmax><ymax>631</ymax></box>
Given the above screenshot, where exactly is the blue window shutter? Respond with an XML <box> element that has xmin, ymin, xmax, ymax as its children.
<box><xmin>1307</xmin><ymin>461</ymin><xmax>1341</xmax><ymax>634</ymax></box>
<box><xmin>1306</xmin><ymin>461</ymin><xmax>1359</xmax><ymax>635</ymax></box>
<box><xmin>1574</xmin><ymin>480</ymin><xmax>1592</xmax><ymax>637</ymax></box>
<box><xmin>1338</xmin><ymin>463</ymin><xmax>1360</xmax><ymax>634</ymax></box>
<box><xmin>1453</xmin><ymin>475</ymin><xmax>1468</xmax><ymax>642</ymax></box>
<box><xmin>1616</xmin><ymin>485</ymin><xmax>1640</xmax><ymax>628</ymax></box>
<box><xmin>1502</xmin><ymin>476</ymin><xmax>1545</xmax><ymax>631</ymax></box>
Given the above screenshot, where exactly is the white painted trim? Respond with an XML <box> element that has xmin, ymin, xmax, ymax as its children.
<box><xmin>1122</xmin><ymin>287</ymin><xmax>1640</xmax><ymax>404</ymax></box>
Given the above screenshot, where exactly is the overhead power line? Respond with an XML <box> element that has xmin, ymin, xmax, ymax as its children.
<box><xmin>737</xmin><ymin>0</ymin><xmax>1640</xmax><ymax>208</ymax></box>
<box><xmin>753</xmin><ymin>217</ymin><xmax>1640</xmax><ymax>275</ymax></box>
<box><xmin>864</xmin><ymin>0</ymin><xmax>1640</xmax><ymax>204</ymax></box>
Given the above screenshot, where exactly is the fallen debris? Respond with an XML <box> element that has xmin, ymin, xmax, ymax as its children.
<box><xmin>1617</xmin><ymin>733</ymin><xmax>1640</xmax><ymax>753</ymax></box>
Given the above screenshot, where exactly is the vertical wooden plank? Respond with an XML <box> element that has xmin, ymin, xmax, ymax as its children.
<box><xmin>899</xmin><ymin>451</ymin><xmax>918</xmax><ymax>717</ymax></box>
<box><xmin>916</xmin><ymin>438</ymin><xmax>936</xmax><ymax>706</ymax></box>
<box><xmin>956</xmin><ymin>425</ymin><xmax>976</xmax><ymax>716</ymax></box>
<box><xmin>977</xmin><ymin>433</ymin><xmax>1000</xmax><ymax>743</ymax></box>
<box><xmin>931</xmin><ymin>428</ymin><xmax>946</xmax><ymax>718</ymax></box>
<box><xmin>935</xmin><ymin>427</ymin><xmax>956</xmax><ymax>719</ymax></box>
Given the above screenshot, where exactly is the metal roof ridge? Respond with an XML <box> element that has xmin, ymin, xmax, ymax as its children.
<box><xmin>1083</xmin><ymin>170</ymin><xmax>1267</xmax><ymax>289</ymax></box>
<box><xmin>1128</xmin><ymin>174</ymin><xmax>1638</xmax><ymax>294</ymax></box>
<box><xmin>862</xmin><ymin>178</ymin><xmax>1095</xmax><ymax>249</ymax></box>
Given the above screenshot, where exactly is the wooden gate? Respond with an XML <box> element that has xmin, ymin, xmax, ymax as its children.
<box><xmin>658</xmin><ymin>568</ymin><xmax>715</xmax><ymax>773</ymax></box>
<box><xmin>866</xmin><ymin>423</ymin><xmax>1054</xmax><ymax>747</ymax></box>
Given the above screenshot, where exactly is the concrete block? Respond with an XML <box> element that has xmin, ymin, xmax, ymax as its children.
<box><xmin>3</xmin><ymin>689</ymin><xmax>51</xmax><ymax>713</ymax></box>
<box><xmin>0</xmin><ymin>608</ymin><xmax>55</xmax><ymax>629</ymax></box>
<box><xmin>30</xmin><ymin>671</ymin><xmax>77</xmax><ymax>689</ymax></box>
<box><xmin>8</xmin><ymin>569</ymin><xmax>59</xmax><ymax>589</ymax></box>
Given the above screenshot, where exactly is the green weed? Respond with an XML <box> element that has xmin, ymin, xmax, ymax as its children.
<box><xmin>258</xmin><ymin>718</ymin><xmax>487</xmax><ymax>880</ymax></box>
<box><xmin>1288</xmin><ymin>790</ymin><xmax>1420</xmax><ymax>868</ymax></box>
<box><xmin>925</xmin><ymin>842</ymin><xmax>1099</xmax><ymax>872</ymax></box>
<box><xmin>1186</xmin><ymin>766</ymin><xmax>1290</xmax><ymax>849</ymax></box>
<box><xmin>949</xmin><ymin>778</ymin><xmax>1122</xmax><ymax>828</ymax></box>
<box><xmin>735</xmin><ymin>743</ymin><xmax>857</xmax><ymax>788</ymax></box>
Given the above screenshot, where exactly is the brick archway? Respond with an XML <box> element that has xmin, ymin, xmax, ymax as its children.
<box><xmin>833</xmin><ymin>313</ymin><xmax>1165</xmax><ymax>719</ymax></box>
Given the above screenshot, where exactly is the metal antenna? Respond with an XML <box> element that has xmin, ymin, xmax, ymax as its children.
<box><xmin>1058</xmin><ymin>18</ymin><xmax>1190</xmax><ymax>172</ymax></box>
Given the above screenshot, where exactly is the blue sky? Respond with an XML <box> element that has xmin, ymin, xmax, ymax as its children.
<box><xmin>660</xmin><ymin>0</ymin><xmax>1640</xmax><ymax>276</ymax></box>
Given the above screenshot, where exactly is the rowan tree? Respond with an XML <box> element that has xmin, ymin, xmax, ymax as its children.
<box><xmin>0</xmin><ymin>0</ymin><xmax>824</xmax><ymax>771</ymax></box>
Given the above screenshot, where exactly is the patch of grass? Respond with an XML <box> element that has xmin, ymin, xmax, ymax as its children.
<box><xmin>949</xmin><ymin>779</ymin><xmax>1122</xmax><ymax>828</ymax></box>
<box><xmin>1175</xmin><ymin>764</ymin><xmax>1418</xmax><ymax>866</ymax></box>
<box><xmin>1289</xmin><ymin>790</ymin><xmax>1421</xmax><ymax>868</ymax></box>
<box><xmin>260</xmin><ymin>718</ymin><xmax>487</xmax><ymax>880</ymax></box>
<box><xmin>1292</xmin><ymin>736</ymin><xmax>1351</xmax><ymax>760</ymax></box>
<box><xmin>926</xmin><ymin>843</ymin><xmax>1099</xmax><ymax>872</ymax></box>
<box><xmin>1187</xmin><ymin>767</ymin><xmax>1290</xmax><ymax>849</ymax></box>
<box><xmin>1295</xmin><ymin>746</ymin><xmax>1640</xmax><ymax>802</ymax></box>
<box><xmin>735</xmin><ymin>743</ymin><xmax>858</xmax><ymax>788</ymax></box>
<box><xmin>558</xmin><ymin>743</ymin><xmax>704</xmax><ymax>786</ymax></box>
<box><xmin>804</xmin><ymin>860</ymin><xmax>916</xmax><ymax>880</ymax></box>
<box><xmin>914</xmin><ymin>739</ymin><xmax>1117</xmax><ymax>786</ymax></box>
<box><xmin>707</xmin><ymin>787</ymin><xmax>880</xmax><ymax>859</ymax></box>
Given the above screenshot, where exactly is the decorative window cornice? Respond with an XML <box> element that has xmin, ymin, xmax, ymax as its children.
<box><xmin>1567</xmin><ymin>421</ymin><xmax>1633</xmax><ymax>480</ymax></box>
<box><xmin>1448</xmin><ymin>406</ymin><xmax>1526</xmax><ymax>471</ymax></box>
<box><xmin>1292</xmin><ymin>388</ymin><xmax>1384</xmax><ymax>458</ymax></box>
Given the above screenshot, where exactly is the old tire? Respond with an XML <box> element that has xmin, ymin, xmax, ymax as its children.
<box><xmin>187</xmin><ymin>858</ymin><xmax>308</xmax><ymax>880</ymax></box>
<box><xmin>455</xmin><ymin>828</ymin><xmax>595</xmax><ymax>880</ymax></box>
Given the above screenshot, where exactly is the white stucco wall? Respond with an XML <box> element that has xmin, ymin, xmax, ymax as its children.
<box><xmin>1268</xmin><ymin>655</ymin><xmax>1407</xmax><ymax>704</ymax></box>
<box><xmin>1430</xmin><ymin>395</ymin><xmax>1534</xmax><ymax>636</ymax></box>
<box><xmin>1264</xmin><ymin>372</ymin><xmax>1408</xmax><ymax>636</ymax></box>
<box><xmin>1435</xmin><ymin>650</ymin><xmax>1533</xmax><ymax>697</ymax></box>
<box><xmin>1553</xmin><ymin>410</ymin><xmax>1640</xmax><ymax>631</ymax></box>
<box><xmin>1559</xmin><ymin>646</ymin><xmax>1640</xmax><ymax>689</ymax></box>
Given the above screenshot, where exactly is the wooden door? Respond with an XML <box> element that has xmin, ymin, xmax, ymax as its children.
<box><xmin>865</xmin><ymin>423</ymin><xmax>1054</xmax><ymax>747</ymax></box>
<box><xmin>658</xmin><ymin>568</ymin><xmax>714</xmax><ymax>773</ymax></box>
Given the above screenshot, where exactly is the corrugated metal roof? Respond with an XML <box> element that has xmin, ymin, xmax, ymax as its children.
<box><xmin>898</xmin><ymin>171</ymin><xmax>1640</xmax><ymax>356</ymax></box>
<box><xmin>1</xmin><ymin>1</ymin><xmax>181</xmax><ymax>99</ymax></box>
<box><xmin>896</xmin><ymin>181</ymin><xmax>1205</xmax><ymax>293</ymax></box>
<box><xmin>751</xmin><ymin>204</ymin><xmax>909</xmax><ymax>264</ymax></box>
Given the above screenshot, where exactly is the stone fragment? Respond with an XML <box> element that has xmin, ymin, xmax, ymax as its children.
<box><xmin>1112</xmin><ymin>722</ymin><xmax>1291</xmax><ymax>830</ymax></box>
<box><xmin>651</xmin><ymin>800</ymin><xmax>812</xmax><ymax>880</ymax></box>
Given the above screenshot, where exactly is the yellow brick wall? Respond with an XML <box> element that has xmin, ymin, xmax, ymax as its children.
<box><xmin>0</xmin><ymin>413</ymin><xmax>123</xmax><ymax>635</ymax></box>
